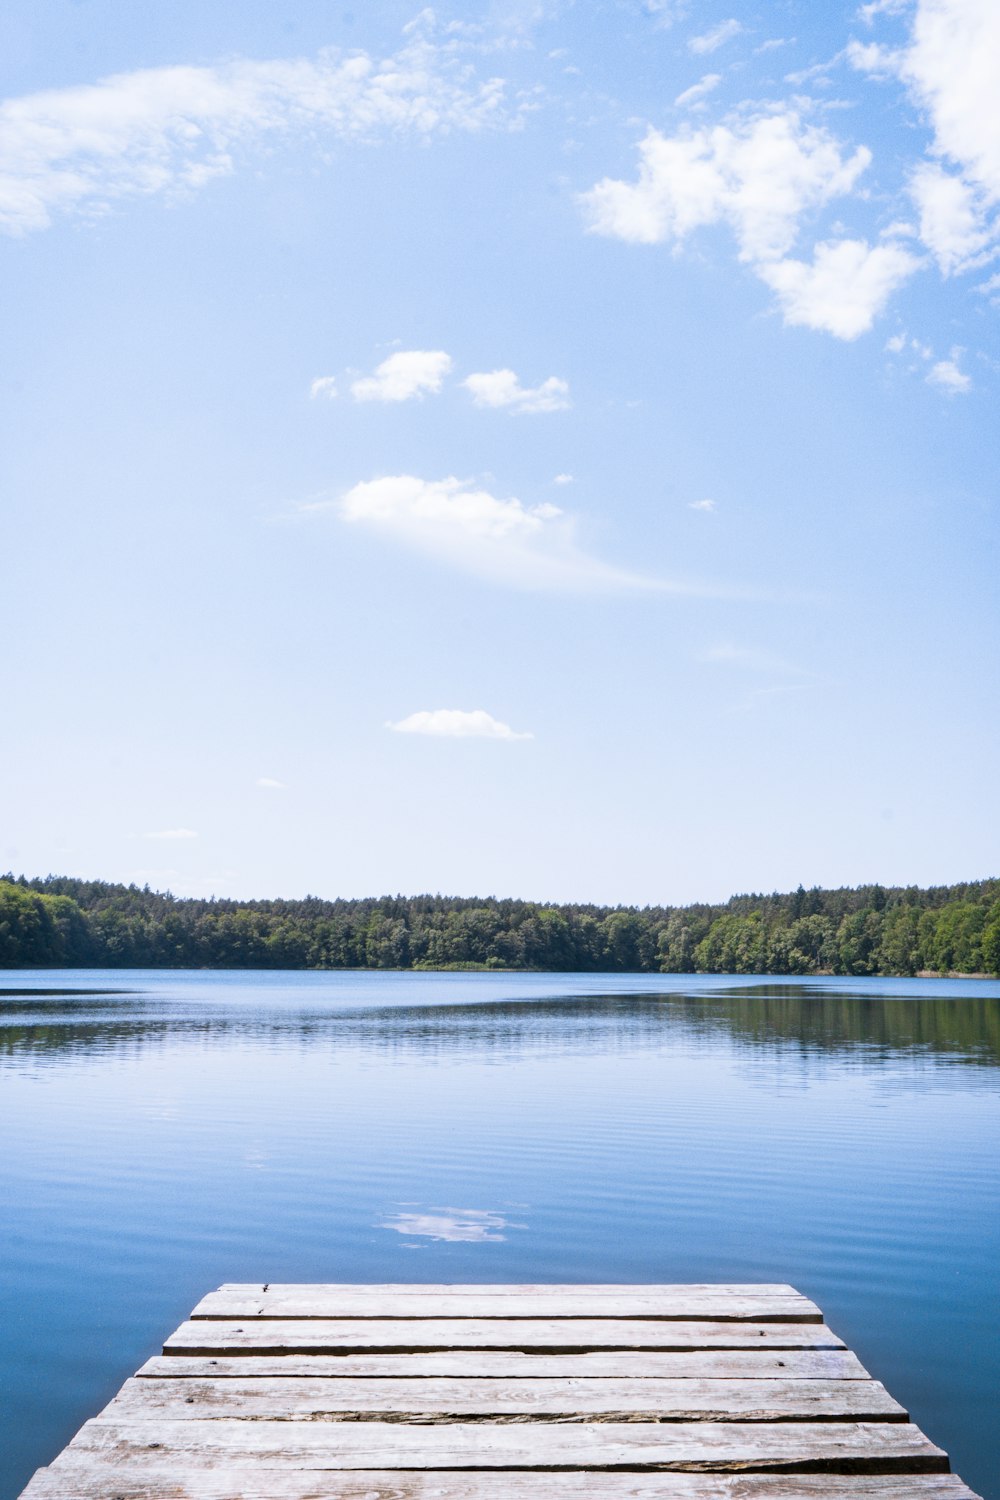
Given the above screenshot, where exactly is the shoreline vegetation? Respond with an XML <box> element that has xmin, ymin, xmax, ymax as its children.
<box><xmin>1</xmin><ymin>874</ymin><xmax>998</xmax><ymax>977</ymax></box>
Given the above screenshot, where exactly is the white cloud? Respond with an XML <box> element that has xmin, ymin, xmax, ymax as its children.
<box><xmin>463</xmin><ymin>368</ymin><xmax>571</xmax><ymax>412</ymax></box>
<box><xmin>553</xmin><ymin>472</ymin><xmax>574</xmax><ymax>484</ymax></box>
<box><xmin>351</xmin><ymin>349</ymin><xmax>453</xmax><ymax>402</ymax></box>
<box><xmin>885</xmin><ymin>331</ymin><xmax>907</xmax><ymax>352</ymax></box>
<box><xmin>909</xmin><ymin>161</ymin><xmax>992</xmax><ymax>274</ymax></box>
<box><xmin>638</xmin><ymin>1</ymin><xmax>692</xmax><ymax>29</ymax></box>
<box><xmin>845</xmin><ymin>39</ymin><xmax>900</xmax><ymax>76</ymax></box>
<box><xmin>330</xmin><ymin>473</ymin><xmax>651</xmax><ymax>591</ymax></box>
<box><xmin>757</xmin><ymin>238</ymin><xmax>921</xmax><ymax>339</ymax></box>
<box><xmin>387</xmin><ymin>709</ymin><xmax>533</xmax><ymax>740</ymax></box>
<box><xmin>339</xmin><ymin>474</ymin><xmax>559</xmax><ymax>541</ymax></box>
<box><xmin>850</xmin><ymin>0</ymin><xmax>1000</xmax><ymax>272</ymax></box>
<box><xmin>256</xmin><ymin>777</ymin><xmax>286</xmax><ymax>789</ymax></box>
<box><xmin>0</xmin><ymin>40</ymin><xmax>508</xmax><ymax>235</ymax></box>
<box><xmin>581</xmin><ymin>109</ymin><xmax>871</xmax><ymax>264</ymax></box>
<box><xmin>145</xmin><ymin>828</ymin><xmax>198</xmax><ymax>840</ymax></box>
<box><xmin>688</xmin><ymin>498</ymin><xmax>717</xmax><ymax>511</ymax></box>
<box><xmin>898</xmin><ymin>0</ymin><xmax>1000</xmax><ymax>203</ymax></box>
<box><xmin>859</xmin><ymin>0</ymin><xmax>909</xmax><ymax>22</ymax></box>
<box><xmin>675</xmin><ymin>74</ymin><xmax>722</xmax><ymax>108</ymax></box>
<box><xmin>689</xmin><ymin>19</ymin><xmax>744</xmax><ymax>55</ymax></box>
<box><xmin>783</xmin><ymin>57</ymin><xmax>844</xmax><ymax>88</ymax></box>
<box><xmin>580</xmin><ymin>108</ymin><xmax>915</xmax><ymax>335</ymax></box>
<box><xmin>927</xmin><ymin>355</ymin><xmax>971</xmax><ymax>392</ymax></box>
<box><xmin>309</xmin><ymin>376</ymin><xmax>338</xmax><ymax>400</ymax></box>
<box><xmin>641</xmin><ymin>1</ymin><xmax>690</xmax><ymax>27</ymax></box>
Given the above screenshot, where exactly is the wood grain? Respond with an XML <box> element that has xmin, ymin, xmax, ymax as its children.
<box><xmin>191</xmin><ymin>1288</ymin><xmax>821</xmax><ymax>1323</ymax></box>
<box><xmin>103</xmin><ymin>1375</ymin><xmax>906</xmax><ymax>1422</ymax></box>
<box><xmin>59</xmin><ymin>1418</ymin><xmax>949</xmax><ymax>1472</ymax></box>
<box><xmin>138</xmin><ymin>1350</ymin><xmax>873</xmax><ymax>1381</ymax></box>
<box><xmin>19</xmin><ymin>1282</ymin><xmax>982</xmax><ymax>1500</ymax></box>
<box><xmin>163</xmin><ymin>1319</ymin><xmax>847</xmax><ymax>1356</ymax></box>
<box><xmin>21</xmin><ymin>1466</ymin><xmax>983</xmax><ymax>1500</ymax></box>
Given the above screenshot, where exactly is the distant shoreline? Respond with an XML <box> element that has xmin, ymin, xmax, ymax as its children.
<box><xmin>3</xmin><ymin>873</ymin><xmax>998</xmax><ymax>978</ymax></box>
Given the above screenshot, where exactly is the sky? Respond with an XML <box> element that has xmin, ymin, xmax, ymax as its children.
<box><xmin>1</xmin><ymin>0</ymin><xmax>997</xmax><ymax>907</ymax></box>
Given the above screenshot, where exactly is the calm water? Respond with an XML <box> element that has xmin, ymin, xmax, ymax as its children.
<box><xmin>1</xmin><ymin>970</ymin><xmax>998</xmax><ymax>1499</ymax></box>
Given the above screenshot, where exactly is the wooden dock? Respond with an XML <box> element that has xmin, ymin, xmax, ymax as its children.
<box><xmin>20</xmin><ymin>1284</ymin><xmax>982</xmax><ymax>1499</ymax></box>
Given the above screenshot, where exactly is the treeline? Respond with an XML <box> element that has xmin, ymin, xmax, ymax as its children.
<box><xmin>2</xmin><ymin>874</ymin><xmax>999</xmax><ymax>976</ymax></box>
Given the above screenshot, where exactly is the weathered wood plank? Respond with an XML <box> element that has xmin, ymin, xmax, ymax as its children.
<box><xmin>21</xmin><ymin>1467</ymin><xmax>983</xmax><ymax>1500</ymax></box>
<box><xmin>138</xmin><ymin>1349</ymin><xmax>873</xmax><ymax>1381</ymax></box>
<box><xmin>57</xmin><ymin>1418</ymin><xmax>949</xmax><ymax>1472</ymax></box>
<box><xmin>191</xmin><ymin>1289</ymin><xmax>821</xmax><ymax>1323</ymax></box>
<box><xmin>102</xmin><ymin>1374</ymin><xmax>907</xmax><ymax>1422</ymax></box>
<box><xmin>164</xmin><ymin>1319</ymin><xmax>846</xmax><ymax>1356</ymax></box>
<box><xmin>20</xmin><ymin>1284</ymin><xmax>983</xmax><ymax>1500</ymax></box>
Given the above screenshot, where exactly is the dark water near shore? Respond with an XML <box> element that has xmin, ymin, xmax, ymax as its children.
<box><xmin>1</xmin><ymin>970</ymin><xmax>998</xmax><ymax>1498</ymax></box>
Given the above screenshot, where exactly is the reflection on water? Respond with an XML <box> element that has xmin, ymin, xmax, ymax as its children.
<box><xmin>380</xmin><ymin>1207</ymin><xmax>517</xmax><ymax>1242</ymax></box>
<box><xmin>2</xmin><ymin>973</ymin><xmax>998</xmax><ymax>1067</ymax></box>
<box><xmin>0</xmin><ymin>969</ymin><xmax>998</xmax><ymax>1500</ymax></box>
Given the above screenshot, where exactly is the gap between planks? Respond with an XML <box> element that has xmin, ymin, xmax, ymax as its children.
<box><xmin>139</xmin><ymin>1350</ymin><xmax>873</xmax><ymax>1380</ymax></box>
<box><xmin>191</xmin><ymin>1287</ymin><xmax>823</xmax><ymax>1323</ymax></box>
<box><xmin>102</xmin><ymin>1374</ymin><xmax>908</xmax><ymax>1423</ymax></box>
<box><xmin>18</xmin><ymin>1284</ymin><xmax>985</xmax><ymax>1500</ymax></box>
<box><xmin>46</xmin><ymin>1417</ymin><xmax>951</xmax><ymax>1472</ymax></box>
<box><xmin>163</xmin><ymin>1319</ymin><xmax>847</xmax><ymax>1356</ymax></box>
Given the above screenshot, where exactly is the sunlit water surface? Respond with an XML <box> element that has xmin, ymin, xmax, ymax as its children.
<box><xmin>1</xmin><ymin>970</ymin><xmax>998</xmax><ymax>1499</ymax></box>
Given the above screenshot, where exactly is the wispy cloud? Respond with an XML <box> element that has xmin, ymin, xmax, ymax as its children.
<box><xmin>640</xmin><ymin>1</ymin><xmax>690</xmax><ymax>28</ymax></box>
<box><xmin>675</xmin><ymin>73</ymin><xmax>722</xmax><ymax>108</ymax></box>
<box><xmin>326</xmin><ymin>473</ymin><xmax>654</xmax><ymax>591</ymax></box>
<box><xmin>927</xmin><ymin>355</ymin><xmax>971</xmax><ymax>393</ymax></box>
<box><xmin>886</xmin><ymin>331</ymin><xmax>934</xmax><ymax>361</ymax></box>
<box><xmin>387</xmin><ymin>708</ymin><xmax>533</xmax><ymax>740</ymax></box>
<box><xmin>909</xmin><ymin>161</ymin><xmax>993</xmax><ymax>275</ymax></box>
<box><xmin>689</xmin><ymin>19</ymin><xmax>744</xmax><ymax>55</ymax></box>
<box><xmin>309</xmin><ymin>376</ymin><xmax>338</xmax><ymax>401</ymax></box>
<box><xmin>553</xmin><ymin>472</ymin><xmax>575</xmax><ymax>485</ymax></box>
<box><xmin>688</xmin><ymin>497</ymin><xmax>717</xmax><ymax>511</ymax></box>
<box><xmin>144</xmin><ymin>828</ymin><xmax>198</xmax><ymax>840</ymax></box>
<box><xmin>256</xmin><ymin>776</ymin><xmax>286</xmax><ymax>789</ymax></box>
<box><xmin>351</xmin><ymin>349</ymin><xmax>453</xmax><ymax>402</ymax></box>
<box><xmin>0</xmin><ymin>39</ymin><xmax>509</xmax><ymax>236</ymax></box>
<box><xmin>463</xmin><ymin>368</ymin><xmax>571</xmax><ymax>412</ymax></box>
<box><xmin>858</xmin><ymin>0</ymin><xmax>909</xmax><ymax>22</ymax></box>
<box><xmin>700</xmin><ymin>642</ymin><xmax>807</xmax><ymax>675</ymax></box>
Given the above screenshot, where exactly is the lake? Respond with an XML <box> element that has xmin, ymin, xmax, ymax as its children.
<box><xmin>1</xmin><ymin>969</ymin><xmax>998</xmax><ymax>1499</ymax></box>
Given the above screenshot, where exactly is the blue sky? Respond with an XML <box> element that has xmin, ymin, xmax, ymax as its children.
<box><xmin>1</xmin><ymin>0</ymin><xmax>997</xmax><ymax>906</ymax></box>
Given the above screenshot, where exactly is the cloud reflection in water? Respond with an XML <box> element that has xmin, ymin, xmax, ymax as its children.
<box><xmin>380</xmin><ymin>1207</ymin><xmax>514</xmax><ymax>1242</ymax></box>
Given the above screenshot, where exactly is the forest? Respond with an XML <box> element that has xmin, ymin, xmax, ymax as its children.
<box><xmin>1</xmin><ymin>873</ymin><xmax>998</xmax><ymax>975</ymax></box>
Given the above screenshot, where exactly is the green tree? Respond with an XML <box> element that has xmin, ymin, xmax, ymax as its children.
<box><xmin>874</xmin><ymin>906</ymin><xmax>921</xmax><ymax>977</ymax></box>
<box><xmin>925</xmin><ymin>902</ymin><xmax>985</xmax><ymax>975</ymax></box>
<box><xmin>657</xmin><ymin>914</ymin><xmax>695</xmax><ymax>972</ymax></box>
<box><xmin>835</xmin><ymin>910</ymin><xmax>883</xmax><ymax>975</ymax></box>
<box><xmin>982</xmin><ymin>901</ymin><xmax>1000</xmax><ymax>976</ymax></box>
